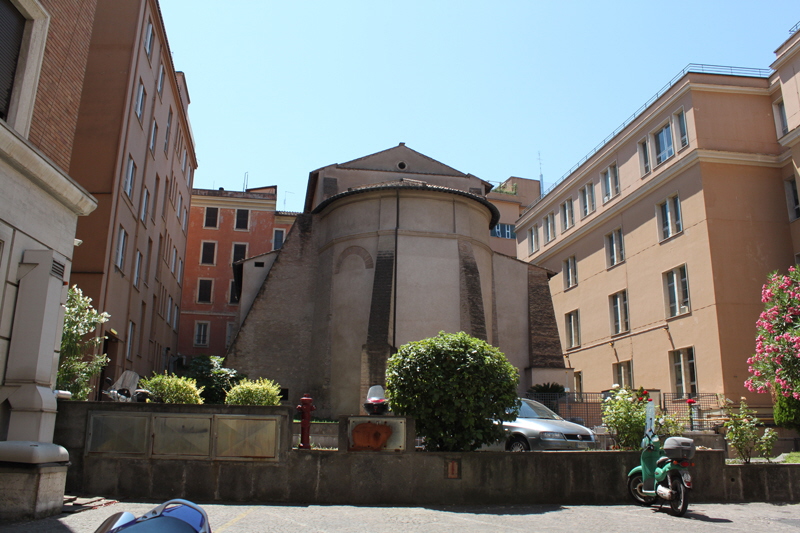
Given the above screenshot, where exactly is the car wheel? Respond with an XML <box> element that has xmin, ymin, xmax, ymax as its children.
<box><xmin>507</xmin><ymin>435</ymin><xmax>530</xmax><ymax>452</ymax></box>
<box><xmin>627</xmin><ymin>474</ymin><xmax>656</xmax><ymax>506</ymax></box>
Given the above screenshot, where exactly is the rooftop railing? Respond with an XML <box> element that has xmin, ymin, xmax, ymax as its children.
<box><xmin>790</xmin><ymin>20</ymin><xmax>800</xmax><ymax>35</ymax></box>
<box><xmin>520</xmin><ymin>63</ymin><xmax>772</xmax><ymax>218</ymax></box>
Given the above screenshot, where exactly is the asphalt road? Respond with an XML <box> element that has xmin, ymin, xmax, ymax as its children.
<box><xmin>2</xmin><ymin>501</ymin><xmax>800</xmax><ymax>532</ymax></box>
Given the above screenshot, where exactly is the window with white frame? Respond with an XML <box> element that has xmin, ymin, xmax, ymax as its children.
<box><xmin>609</xmin><ymin>290</ymin><xmax>629</xmax><ymax>335</ymax></box>
<box><xmin>274</xmin><ymin>228</ymin><xmax>285</xmax><ymax>250</ymax></box>
<box><xmin>670</xmin><ymin>347</ymin><xmax>697</xmax><ymax>397</ymax></box>
<box><xmin>157</xmin><ymin>63</ymin><xmax>165</xmax><ymax>96</ymax></box>
<box><xmin>164</xmin><ymin>108</ymin><xmax>172</xmax><ymax>153</ymax></box>
<box><xmin>126</xmin><ymin>321</ymin><xmax>135</xmax><ymax>360</ymax></box>
<box><xmin>544</xmin><ymin>213</ymin><xmax>555</xmax><ymax>243</ymax></box>
<box><xmin>176</xmin><ymin>194</ymin><xmax>182</xmax><ymax>218</ymax></box>
<box><xmin>197</xmin><ymin>279</ymin><xmax>212</xmax><ymax>303</ymax></box>
<box><xmin>170</xmin><ymin>246</ymin><xmax>176</xmax><ymax>273</ymax></box>
<box><xmin>565</xmin><ymin>310</ymin><xmax>580</xmax><ymax>349</ymax></box>
<box><xmin>204</xmin><ymin>207</ymin><xmax>218</xmax><ymax>228</ymax></box>
<box><xmin>123</xmin><ymin>156</ymin><xmax>136</xmax><ymax>198</ymax></box>
<box><xmin>166</xmin><ymin>295</ymin><xmax>173</xmax><ymax>325</ymax></box>
<box><xmin>144</xmin><ymin>19</ymin><xmax>154</xmax><ymax>59</ymax></box>
<box><xmin>613</xmin><ymin>360</ymin><xmax>633</xmax><ymax>389</ymax></box>
<box><xmin>605</xmin><ymin>228</ymin><xmax>625</xmax><ymax>267</ymax></box>
<box><xmin>135</xmin><ymin>81</ymin><xmax>145</xmax><ymax>120</ymax></box>
<box><xmin>0</xmin><ymin>0</ymin><xmax>49</xmax><ymax>134</ymax></box>
<box><xmin>140</xmin><ymin>188</ymin><xmax>149</xmax><ymax>222</ymax></box>
<box><xmin>638</xmin><ymin>138</ymin><xmax>651</xmax><ymax>176</ymax></box>
<box><xmin>654</xmin><ymin>122</ymin><xmax>674</xmax><ymax>165</ymax></box>
<box><xmin>149</xmin><ymin>119</ymin><xmax>158</xmax><ymax>152</ymax></box>
<box><xmin>115</xmin><ymin>226</ymin><xmax>127</xmax><ymax>270</ymax></box>
<box><xmin>563</xmin><ymin>255</ymin><xmax>577</xmax><ymax>289</ymax></box>
<box><xmin>775</xmin><ymin>100</ymin><xmax>789</xmax><ymax>137</ymax></box>
<box><xmin>181</xmin><ymin>148</ymin><xmax>187</xmax><ymax>172</ymax></box>
<box><xmin>786</xmin><ymin>178</ymin><xmax>800</xmax><ymax>220</ymax></box>
<box><xmin>177</xmin><ymin>257</ymin><xmax>183</xmax><ymax>284</ymax></box>
<box><xmin>675</xmin><ymin>109</ymin><xmax>688</xmax><ymax>148</ymax></box>
<box><xmin>200</xmin><ymin>241</ymin><xmax>216</xmax><ymax>265</ymax></box>
<box><xmin>657</xmin><ymin>194</ymin><xmax>683</xmax><ymax>241</ymax></box>
<box><xmin>579</xmin><ymin>183</ymin><xmax>595</xmax><ymax>217</ymax></box>
<box><xmin>664</xmin><ymin>264</ymin><xmax>690</xmax><ymax>318</ymax></box>
<box><xmin>182</xmin><ymin>207</ymin><xmax>187</xmax><ymax>231</ymax></box>
<box><xmin>601</xmin><ymin>163</ymin><xmax>619</xmax><ymax>202</ymax></box>
<box><xmin>232</xmin><ymin>243</ymin><xmax>247</xmax><ymax>263</ymax></box>
<box><xmin>194</xmin><ymin>321</ymin><xmax>209</xmax><ymax>346</ymax></box>
<box><xmin>235</xmin><ymin>209</ymin><xmax>249</xmax><ymax>230</ymax></box>
<box><xmin>573</xmin><ymin>371</ymin><xmax>583</xmax><ymax>394</ymax></box>
<box><xmin>491</xmin><ymin>223</ymin><xmax>516</xmax><ymax>239</ymax></box>
<box><xmin>133</xmin><ymin>250</ymin><xmax>142</xmax><ymax>288</ymax></box>
<box><xmin>560</xmin><ymin>199</ymin><xmax>574</xmax><ymax>231</ymax></box>
<box><xmin>173</xmin><ymin>304</ymin><xmax>179</xmax><ymax>331</ymax></box>
<box><xmin>528</xmin><ymin>224</ymin><xmax>539</xmax><ymax>255</ymax></box>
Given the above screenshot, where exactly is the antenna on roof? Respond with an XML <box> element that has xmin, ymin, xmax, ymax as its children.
<box><xmin>538</xmin><ymin>151</ymin><xmax>544</xmax><ymax>188</ymax></box>
<box><xmin>283</xmin><ymin>191</ymin><xmax>295</xmax><ymax>210</ymax></box>
<box><xmin>243</xmin><ymin>172</ymin><xmax>248</xmax><ymax>191</ymax></box>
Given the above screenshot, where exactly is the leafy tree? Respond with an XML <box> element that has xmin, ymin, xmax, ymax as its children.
<box><xmin>746</xmin><ymin>267</ymin><xmax>800</xmax><ymax>400</ymax></box>
<box><xmin>385</xmin><ymin>331</ymin><xmax>519</xmax><ymax>452</ymax></box>
<box><xmin>139</xmin><ymin>373</ymin><xmax>204</xmax><ymax>404</ymax></box>
<box><xmin>225</xmin><ymin>378</ymin><xmax>281</xmax><ymax>406</ymax></box>
<box><xmin>56</xmin><ymin>285</ymin><xmax>110</xmax><ymax>400</ymax></box>
<box><xmin>186</xmin><ymin>355</ymin><xmax>244</xmax><ymax>404</ymax></box>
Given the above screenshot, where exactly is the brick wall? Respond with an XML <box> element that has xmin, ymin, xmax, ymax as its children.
<box><xmin>27</xmin><ymin>0</ymin><xmax>98</xmax><ymax>171</ymax></box>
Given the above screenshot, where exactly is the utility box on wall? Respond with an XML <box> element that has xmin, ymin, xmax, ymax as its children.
<box><xmin>338</xmin><ymin>416</ymin><xmax>415</xmax><ymax>452</ymax></box>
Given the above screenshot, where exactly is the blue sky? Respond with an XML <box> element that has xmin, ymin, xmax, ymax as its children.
<box><xmin>158</xmin><ymin>2</ymin><xmax>800</xmax><ymax>213</ymax></box>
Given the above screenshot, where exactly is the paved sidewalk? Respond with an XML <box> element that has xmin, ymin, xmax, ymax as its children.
<box><xmin>2</xmin><ymin>501</ymin><xmax>800</xmax><ymax>532</ymax></box>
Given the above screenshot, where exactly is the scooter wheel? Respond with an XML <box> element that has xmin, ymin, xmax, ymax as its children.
<box><xmin>628</xmin><ymin>474</ymin><xmax>656</xmax><ymax>505</ymax></box>
<box><xmin>668</xmin><ymin>474</ymin><xmax>689</xmax><ymax>517</ymax></box>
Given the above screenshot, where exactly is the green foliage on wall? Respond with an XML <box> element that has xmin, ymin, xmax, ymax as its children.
<box><xmin>140</xmin><ymin>373</ymin><xmax>204</xmax><ymax>404</ymax></box>
<box><xmin>225</xmin><ymin>377</ymin><xmax>282</xmax><ymax>406</ymax></box>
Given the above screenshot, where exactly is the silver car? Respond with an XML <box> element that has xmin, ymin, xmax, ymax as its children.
<box><xmin>502</xmin><ymin>398</ymin><xmax>596</xmax><ymax>451</ymax></box>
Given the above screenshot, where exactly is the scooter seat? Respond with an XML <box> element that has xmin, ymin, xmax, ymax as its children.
<box><xmin>656</xmin><ymin>456</ymin><xmax>671</xmax><ymax>468</ymax></box>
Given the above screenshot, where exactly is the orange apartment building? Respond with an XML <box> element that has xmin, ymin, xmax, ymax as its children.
<box><xmin>515</xmin><ymin>23</ymin><xmax>800</xmax><ymax>409</ymax></box>
<box><xmin>178</xmin><ymin>187</ymin><xmax>296</xmax><ymax>361</ymax></box>
<box><xmin>69</xmin><ymin>0</ymin><xmax>197</xmax><ymax>387</ymax></box>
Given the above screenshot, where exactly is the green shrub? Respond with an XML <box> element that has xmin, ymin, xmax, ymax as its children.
<box><xmin>773</xmin><ymin>393</ymin><xmax>800</xmax><ymax>432</ymax></box>
<box><xmin>386</xmin><ymin>331</ymin><xmax>519</xmax><ymax>452</ymax></box>
<box><xmin>57</xmin><ymin>285</ymin><xmax>110</xmax><ymax>400</ymax></box>
<box><xmin>602</xmin><ymin>387</ymin><xmax>649</xmax><ymax>450</ymax></box>
<box><xmin>185</xmin><ymin>355</ymin><xmax>244</xmax><ymax>404</ymax></box>
<box><xmin>723</xmin><ymin>398</ymin><xmax>776</xmax><ymax>463</ymax></box>
<box><xmin>225</xmin><ymin>378</ymin><xmax>281</xmax><ymax>406</ymax></box>
<box><xmin>139</xmin><ymin>373</ymin><xmax>204</xmax><ymax>404</ymax></box>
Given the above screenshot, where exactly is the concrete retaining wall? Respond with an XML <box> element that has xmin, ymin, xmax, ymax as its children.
<box><xmin>54</xmin><ymin>402</ymin><xmax>800</xmax><ymax>505</ymax></box>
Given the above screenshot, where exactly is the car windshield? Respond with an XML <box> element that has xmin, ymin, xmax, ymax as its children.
<box><xmin>517</xmin><ymin>399</ymin><xmax>563</xmax><ymax>420</ymax></box>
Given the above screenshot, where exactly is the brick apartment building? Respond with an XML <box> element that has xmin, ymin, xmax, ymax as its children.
<box><xmin>69</xmin><ymin>0</ymin><xmax>197</xmax><ymax>387</ymax></box>
<box><xmin>178</xmin><ymin>187</ymin><xmax>296</xmax><ymax>362</ymax></box>
<box><xmin>515</xmin><ymin>22</ymin><xmax>800</xmax><ymax>408</ymax></box>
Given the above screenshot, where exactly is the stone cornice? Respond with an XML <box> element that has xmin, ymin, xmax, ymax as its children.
<box><xmin>0</xmin><ymin>121</ymin><xmax>96</xmax><ymax>216</ymax></box>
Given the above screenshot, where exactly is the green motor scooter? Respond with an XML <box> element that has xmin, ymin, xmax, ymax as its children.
<box><xmin>627</xmin><ymin>399</ymin><xmax>695</xmax><ymax>517</ymax></box>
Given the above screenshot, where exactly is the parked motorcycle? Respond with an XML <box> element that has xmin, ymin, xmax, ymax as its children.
<box><xmin>627</xmin><ymin>400</ymin><xmax>695</xmax><ymax>517</ymax></box>
<box><xmin>94</xmin><ymin>499</ymin><xmax>211</xmax><ymax>533</ymax></box>
<box><xmin>102</xmin><ymin>370</ymin><xmax>151</xmax><ymax>402</ymax></box>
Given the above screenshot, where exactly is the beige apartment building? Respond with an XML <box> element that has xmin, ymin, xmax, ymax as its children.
<box><xmin>69</xmin><ymin>0</ymin><xmax>197</xmax><ymax>387</ymax></box>
<box><xmin>516</xmin><ymin>25</ymin><xmax>800</xmax><ymax>408</ymax></box>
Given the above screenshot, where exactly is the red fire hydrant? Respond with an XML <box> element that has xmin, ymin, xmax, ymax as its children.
<box><xmin>296</xmin><ymin>393</ymin><xmax>316</xmax><ymax>449</ymax></box>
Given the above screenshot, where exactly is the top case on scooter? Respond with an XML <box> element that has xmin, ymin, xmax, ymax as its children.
<box><xmin>663</xmin><ymin>437</ymin><xmax>695</xmax><ymax>459</ymax></box>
